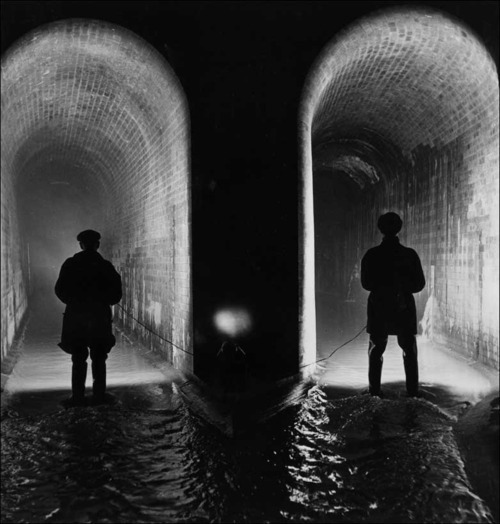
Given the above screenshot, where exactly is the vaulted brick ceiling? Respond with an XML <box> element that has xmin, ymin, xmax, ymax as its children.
<box><xmin>309</xmin><ymin>9</ymin><xmax>498</xmax><ymax>187</ymax></box>
<box><xmin>1</xmin><ymin>20</ymin><xmax>183</xmax><ymax>193</ymax></box>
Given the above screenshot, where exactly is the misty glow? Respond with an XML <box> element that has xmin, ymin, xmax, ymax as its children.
<box><xmin>214</xmin><ymin>308</ymin><xmax>252</xmax><ymax>337</ymax></box>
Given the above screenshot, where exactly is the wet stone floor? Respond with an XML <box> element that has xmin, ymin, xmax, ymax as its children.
<box><xmin>1</xmin><ymin>302</ymin><xmax>498</xmax><ymax>523</ymax></box>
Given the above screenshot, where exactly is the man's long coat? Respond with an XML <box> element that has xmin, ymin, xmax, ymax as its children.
<box><xmin>361</xmin><ymin>236</ymin><xmax>425</xmax><ymax>335</ymax></box>
<box><xmin>55</xmin><ymin>250</ymin><xmax>122</xmax><ymax>353</ymax></box>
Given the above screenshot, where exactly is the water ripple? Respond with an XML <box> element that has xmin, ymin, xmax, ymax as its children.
<box><xmin>1</xmin><ymin>382</ymin><xmax>495</xmax><ymax>523</ymax></box>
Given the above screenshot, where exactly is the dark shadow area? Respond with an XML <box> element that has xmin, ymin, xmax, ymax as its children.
<box><xmin>1</xmin><ymin>381</ymin><xmax>176</xmax><ymax>420</ymax></box>
<box><xmin>455</xmin><ymin>392</ymin><xmax>500</xmax><ymax>524</ymax></box>
<box><xmin>313</xmin><ymin>170</ymin><xmax>365</xmax><ymax>350</ymax></box>
<box><xmin>3</xmin><ymin>362</ymin><xmax>497</xmax><ymax>523</ymax></box>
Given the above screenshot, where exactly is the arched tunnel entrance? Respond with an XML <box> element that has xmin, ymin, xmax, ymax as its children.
<box><xmin>1</xmin><ymin>20</ymin><xmax>192</xmax><ymax>372</ymax></box>
<box><xmin>1</xmin><ymin>4</ymin><xmax>499</xmax><ymax>523</ymax></box>
<box><xmin>299</xmin><ymin>8</ymin><xmax>499</xmax><ymax>370</ymax></box>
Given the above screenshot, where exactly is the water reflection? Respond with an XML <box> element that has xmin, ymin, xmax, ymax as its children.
<box><xmin>316</xmin><ymin>333</ymin><xmax>494</xmax><ymax>408</ymax></box>
<box><xmin>2</xmin><ymin>386</ymin><xmax>495</xmax><ymax>523</ymax></box>
<box><xmin>1</xmin><ymin>296</ymin><xmax>497</xmax><ymax>523</ymax></box>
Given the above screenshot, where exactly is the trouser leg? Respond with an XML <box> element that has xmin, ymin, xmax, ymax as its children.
<box><xmin>71</xmin><ymin>348</ymin><xmax>89</xmax><ymax>401</ymax></box>
<box><xmin>397</xmin><ymin>334</ymin><xmax>419</xmax><ymax>396</ymax></box>
<box><xmin>90</xmin><ymin>348</ymin><xmax>108</xmax><ymax>400</ymax></box>
<box><xmin>368</xmin><ymin>335</ymin><xmax>387</xmax><ymax>396</ymax></box>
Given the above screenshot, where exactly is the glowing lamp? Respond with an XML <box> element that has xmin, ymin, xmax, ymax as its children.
<box><xmin>214</xmin><ymin>308</ymin><xmax>252</xmax><ymax>338</ymax></box>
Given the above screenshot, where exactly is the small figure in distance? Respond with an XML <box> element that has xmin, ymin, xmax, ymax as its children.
<box><xmin>55</xmin><ymin>230</ymin><xmax>122</xmax><ymax>407</ymax></box>
<box><xmin>361</xmin><ymin>212</ymin><xmax>425</xmax><ymax>398</ymax></box>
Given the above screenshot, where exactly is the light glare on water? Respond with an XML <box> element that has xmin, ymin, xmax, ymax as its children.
<box><xmin>316</xmin><ymin>333</ymin><xmax>494</xmax><ymax>404</ymax></box>
<box><xmin>1</xmin><ymin>297</ymin><xmax>497</xmax><ymax>523</ymax></box>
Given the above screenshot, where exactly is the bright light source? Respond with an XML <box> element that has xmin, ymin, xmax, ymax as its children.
<box><xmin>214</xmin><ymin>308</ymin><xmax>252</xmax><ymax>338</ymax></box>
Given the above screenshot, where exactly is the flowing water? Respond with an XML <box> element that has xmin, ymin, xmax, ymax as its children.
<box><xmin>1</xmin><ymin>295</ymin><xmax>497</xmax><ymax>523</ymax></box>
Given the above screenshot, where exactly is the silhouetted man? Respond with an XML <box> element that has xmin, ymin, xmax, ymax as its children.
<box><xmin>55</xmin><ymin>230</ymin><xmax>122</xmax><ymax>407</ymax></box>
<box><xmin>361</xmin><ymin>213</ymin><xmax>425</xmax><ymax>397</ymax></box>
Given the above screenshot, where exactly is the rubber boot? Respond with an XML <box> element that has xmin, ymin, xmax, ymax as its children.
<box><xmin>368</xmin><ymin>337</ymin><xmax>385</xmax><ymax>397</ymax></box>
<box><xmin>403</xmin><ymin>349</ymin><xmax>419</xmax><ymax>397</ymax></box>
<box><xmin>70</xmin><ymin>361</ymin><xmax>87</xmax><ymax>406</ymax></box>
<box><xmin>368</xmin><ymin>356</ymin><xmax>384</xmax><ymax>397</ymax></box>
<box><xmin>91</xmin><ymin>358</ymin><xmax>107</xmax><ymax>405</ymax></box>
<box><xmin>398</xmin><ymin>335</ymin><xmax>419</xmax><ymax>397</ymax></box>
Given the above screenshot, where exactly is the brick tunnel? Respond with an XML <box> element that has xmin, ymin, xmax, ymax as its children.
<box><xmin>1</xmin><ymin>4</ymin><xmax>499</xmax><ymax>522</ymax></box>
<box><xmin>1</xmin><ymin>20</ymin><xmax>192</xmax><ymax>372</ymax></box>
<box><xmin>299</xmin><ymin>8</ymin><xmax>499</xmax><ymax>370</ymax></box>
<box><xmin>0</xmin><ymin>6</ymin><xmax>499</xmax><ymax>397</ymax></box>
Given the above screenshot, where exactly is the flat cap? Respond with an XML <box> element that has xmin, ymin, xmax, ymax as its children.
<box><xmin>77</xmin><ymin>229</ymin><xmax>101</xmax><ymax>244</ymax></box>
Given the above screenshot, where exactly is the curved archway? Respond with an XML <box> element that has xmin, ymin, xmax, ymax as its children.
<box><xmin>1</xmin><ymin>20</ymin><xmax>192</xmax><ymax>371</ymax></box>
<box><xmin>299</xmin><ymin>8</ymin><xmax>499</xmax><ymax>369</ymax></box>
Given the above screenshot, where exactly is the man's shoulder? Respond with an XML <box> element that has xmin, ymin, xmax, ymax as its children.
<box><xmin>93</xmin><ymin>254</ymin><xmax>118</xmax><ymax>273</ymax></box>
<box><xmin>62</xmin><ymin>254</ymin><xmax>79</xmax><ymax>265</ymax></box>
<box><xmin>364</xmin><ymin>243</ymin><xmax>415</xmax><ymax>255</ymax></box>
<box><xmin>99</xmin><ymin>256</ymin><xmax>119</xmax><ymax>274</ymax></box>
<box><xmin>399</xmin><ymin>244</ymin><xmax>419</xmax><ymax>257</ymax></box>
<box><xmin>70</xmin><ymin>251</ymin><xmax>111</xmax><ymax>267</ymax></box>
<box><xmin>363</xmin><ymin>245</ymin><xmax>381</xmax><ymax>257</ymax></box>
<box><xmin>104</xmin><ymin>259</ymin><xmax>119</xmax><ymax>271</ymax></box>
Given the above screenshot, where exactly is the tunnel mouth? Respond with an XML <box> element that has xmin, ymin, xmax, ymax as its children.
<box><xmin>299</xmin><ymin>7</ymin><xmax>499</xmax><ymax>367</ymax></box>
<box><xmin>1</xmin><ymin>19</ymin><xmax>193</xmax><ymax>370</ymax></box>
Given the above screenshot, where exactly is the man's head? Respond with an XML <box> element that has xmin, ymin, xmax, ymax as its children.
<box><xmin>377</xmin><ymin>212</ymin><xmax>402</xmax><ymax>237</ymax></box>
<box><xmin>77</xmin><ymin>229</ymin><xmax>101</xmax><ymax>251</ymax></box>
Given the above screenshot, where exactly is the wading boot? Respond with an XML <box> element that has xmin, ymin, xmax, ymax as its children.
<box><xmin>403</xmin><ymin>344</ymin><xmax>419</xmax><ymax>398</ymax></box>
<box><xmin>63</xmin><ymin>361</ymin><xmax>88</xmax><ymax>407</ymax></box>
<box><xmin>368</xmin><ymin>356</ymin><xmax>384</xmax><ymax>397</ymax></box>
<box><xmin>91</xmin><ymin>359</ymin><xmax>108</xmax><ymax>405</ymax></box>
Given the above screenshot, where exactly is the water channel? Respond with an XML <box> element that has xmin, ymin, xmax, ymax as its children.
<box><xmin>1</xmin><ymin>293</ymin><xmax>498</xmax><ymax>523</ymax></box>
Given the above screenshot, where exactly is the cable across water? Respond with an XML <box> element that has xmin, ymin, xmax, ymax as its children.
<box><xmin>299</xmin><ymin>325</ymin><xmax>367</xmax><ymax>369</ymax></box>
<box><xmin>117</xmin><ymin>303</ymin><xmax>366</xmax><ymax>368</ymax></box>
<box><xmin>116</xmin><ymin>303</ymin><xmax>194</xmax><ymax>356</ymax></box>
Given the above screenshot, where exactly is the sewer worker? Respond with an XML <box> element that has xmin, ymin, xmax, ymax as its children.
<box><xmin>361</xmin><ymin>212</ymin><xmax>425</xmax><ymax>398</ymax></box>
<box><xmin>55</xmin><ymin>230</ymin><xmax>122</xmax><ymax>407</ymax></box>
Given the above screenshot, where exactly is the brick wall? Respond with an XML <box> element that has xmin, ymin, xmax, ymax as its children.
<box><xmin>1</xmin><ymin>20</ymin><xmax>192</xmax><ymax>371</ymax></box>
<box><xmin>301</xmin><ymin>8</ymin><xmax>499</xmax><ymax>368</ymax></box>
<box><xmin>0</xmin><ymin>157</ymin><xmax>28</xmax><ymax>362</ymax></box>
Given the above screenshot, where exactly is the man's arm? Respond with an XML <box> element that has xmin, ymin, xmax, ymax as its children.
<box><xmin>55</xmin><ymin>259</ymin><xmax>73</xmax><ymax>304</ymax></box>
<box><xmin>409</xmin><ymin>251</ymin><xmax>425</xmax><ymax>293</ymax></box>
<box><xmin>104</xmin><ymin>263</ymin><xmax>122</xmax><ymax>305</ymax></box>
<box><xmin>361</xmin><ymin>250</ymin><xmax>376</xmax><ymax>291</ymax></box>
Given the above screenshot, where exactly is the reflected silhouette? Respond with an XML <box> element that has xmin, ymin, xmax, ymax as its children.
<box><xmin>361</xmin><ymin>213</ymin><xmax>425</xmax><ymax>397</ymax></box>
<box><xmin>55</xmin><ymin>230</ymin><xmax>122</xmax><ymax>407</ymax></box>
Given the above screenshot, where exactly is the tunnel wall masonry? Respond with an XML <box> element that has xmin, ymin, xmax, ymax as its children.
<box><xmin>111</xmin><ymin>102</ymin><xmax>192</xmax><ymax>373</ymax></box>
<box><xmin>1</xmin><ymin>20</ymin><xmax>192</xmax><ymax>374</ymax></box>
<box><xmin>345</xmin><ymin>132</ymin><xmax>499</xmax><ymax>370</ymax></box>
<box><xmin>0</xmin><ymin>160</ymin><xmax>28</xmax><ymax>364</ymax></box>
<box><xmin>305</xmin><ymin>8</ymin><xmax>499</xmax><ymax>371</ymax></box>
